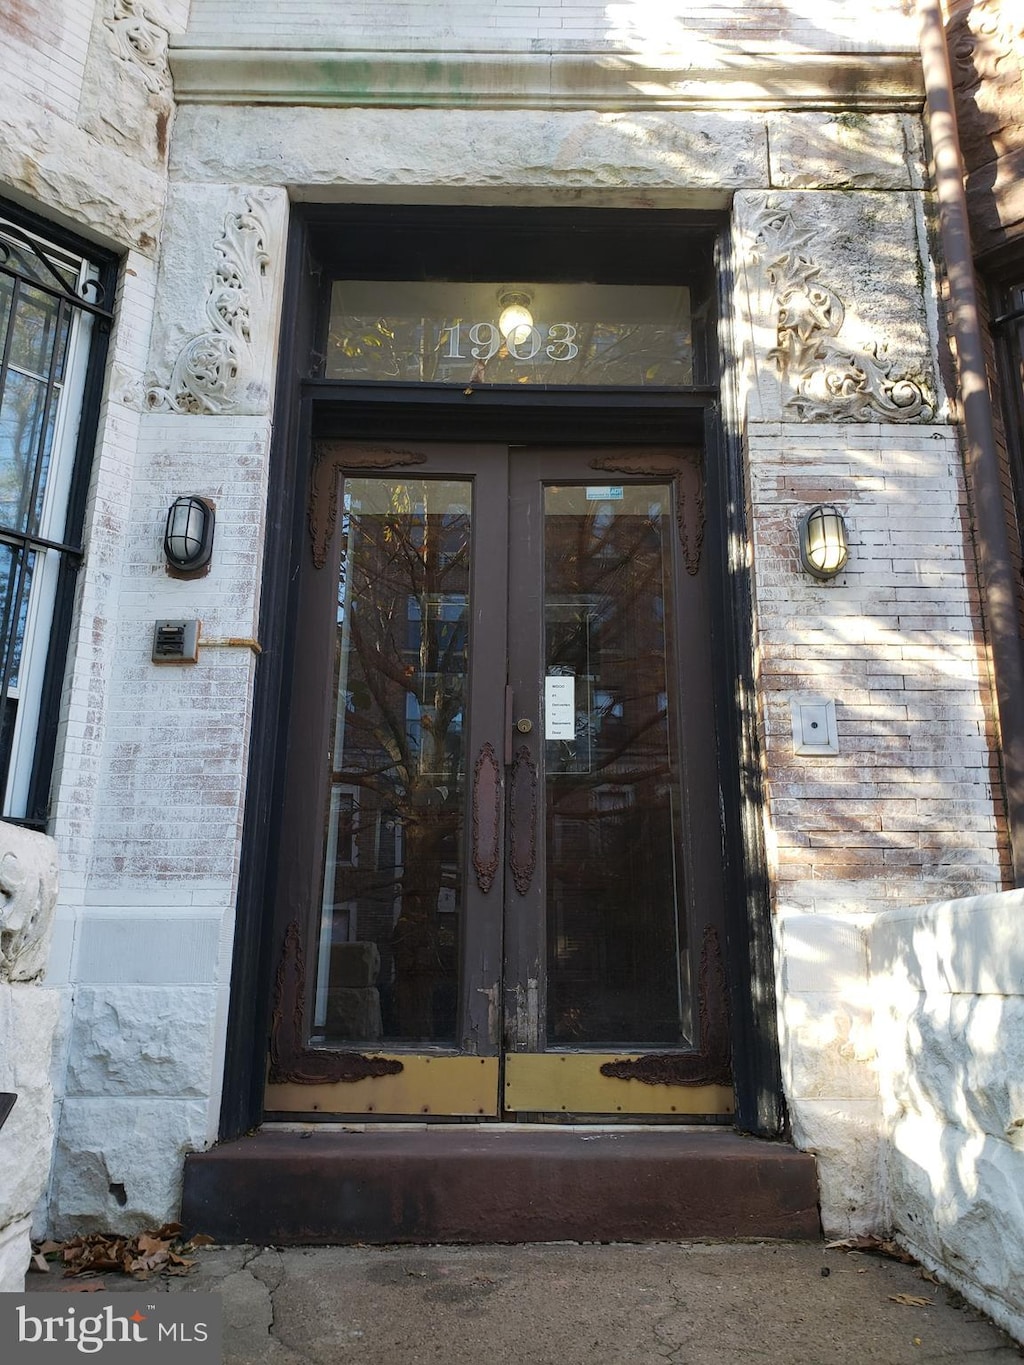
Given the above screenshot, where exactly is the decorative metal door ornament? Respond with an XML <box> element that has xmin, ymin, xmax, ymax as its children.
<box><xmin>472</xmin><ymin>743</ymin><xmax>502</xmax><ymax>893</ymax></box>
<box><xmin>269</xmin><ymin>922</ymin><xmax>404</xmax><ymax>1085</ymax></box>
<box><xmin>599</xmin><ymin>926</ymin><xmax>732</xmax><ymax>1088</ymax></box>
<box><xmin>589</xmin><ymin>450</ymin><xmax>706</xmax><ymax>574</ymax></box>
<box><xmin>306</xmin><ymin>442</ymin><xmax>429</xmax><ymax>568</ymax></box>
<box><xmin>508</xmin><ymin>745</ymin><xmax>538</xmax><ymax>897</ymax></box>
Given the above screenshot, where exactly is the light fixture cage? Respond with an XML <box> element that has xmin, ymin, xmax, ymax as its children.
<box><xmin>497</xmin><ymin>286</ymin><xmax>534</xmax><ymax>343</ymax></box>
<box><xmin>799</xmin><ymin>503</ymin><xmax>848</xmax><ymax>580</ymax></box>
<box><xmin>164</xmin><ymin>495</ymin><xmax>215</xmax><ymax>573</ymax></box>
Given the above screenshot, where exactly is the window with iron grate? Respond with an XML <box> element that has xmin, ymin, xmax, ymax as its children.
<box><xmin>0</xmin><ymin>204</ymin><xmax>114</xmax><ymax>826</ymax></box>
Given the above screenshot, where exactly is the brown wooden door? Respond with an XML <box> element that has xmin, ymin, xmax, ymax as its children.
<box><xmin>264</xmin><ymin>442</ymin><xmax>732</xmax><ymax>1120</ymax></box>
<box><xmin>502</xmin><ymin>447</ymin><xmax>732</xmax><ymax>1117</ymax></box>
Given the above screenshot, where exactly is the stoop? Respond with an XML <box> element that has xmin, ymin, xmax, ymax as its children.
<box><xmin>180</xmin><ymin>1126</ymin><xmax>821</xmax><ymax>1245</ymax></box>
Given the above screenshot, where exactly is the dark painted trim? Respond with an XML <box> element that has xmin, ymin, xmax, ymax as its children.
<box><xmin>711</xmin><ymin>224</ymin><xmax>786</xmax><ymax>1138</ymax></box>
<box><xmin>218</xmin><ymin>216</ymin><xmax>318</xmax><ymax>1139</ymax></box>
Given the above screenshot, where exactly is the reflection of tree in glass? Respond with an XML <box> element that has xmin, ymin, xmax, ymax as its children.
<box><xmin>0</xmin><ymin>280</ymin><xmax>69</xmax><ymax>536</ymax></box>
<box><xmin>544</xmin><ymin>495</ymin><xmax>683</xmax><ymax>1045</ymax></box>
<box><xmin>332</xmin><ymin>484</ymin><xmax>470</xmax><ymax>1040</ymax></box>
<box><xmin>0</xmin><ymin>269</ymin><xmax>71</xmax><ymax>721</ymax></box>
<box><xmin>547</xmin><ymin>503</ymin><xmax>669</xmax><ymax>792</ymax></box>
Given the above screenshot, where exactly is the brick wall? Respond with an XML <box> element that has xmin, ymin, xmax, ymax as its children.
<box><xmin>751</xmin><ymin>424</ymin><xmax>1007</xmax><ymax>913</ymax></box>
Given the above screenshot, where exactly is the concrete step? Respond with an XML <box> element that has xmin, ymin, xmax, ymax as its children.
<box><xmin>181</xmin><ymin>1126</ymin><xmax>821</xmax><ymax>1245</ymax></box>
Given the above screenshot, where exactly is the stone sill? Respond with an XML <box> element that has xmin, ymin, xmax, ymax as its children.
<box><xmin>168</xmin><ymin>47</ymin><xmax>925</xmax><ymax>111</ymax></box>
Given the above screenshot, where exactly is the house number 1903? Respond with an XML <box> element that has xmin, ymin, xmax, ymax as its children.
<box><xmin>442</xmin><ymin>322</ymin><xmax>579</xmax><ymax>362</ymax></box>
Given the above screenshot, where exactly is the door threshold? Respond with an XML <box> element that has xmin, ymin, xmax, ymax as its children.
<box><xmin>182</xmin><ymin>1126</ymin><xmax>820</xmax><ymax>1246</ymax></box>
<box><xmin>263</xmin><ymin>1120</ymin><xmax>731</xmax><ymax>1133</ymax></box>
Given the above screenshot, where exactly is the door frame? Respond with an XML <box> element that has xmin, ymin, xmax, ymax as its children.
<box><xmin>219</xmin><ymin>203</ymin><xmax>786</xmax><ymax>1140</ymax></box>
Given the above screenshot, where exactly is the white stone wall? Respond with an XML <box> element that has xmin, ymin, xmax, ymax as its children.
<box><xmin>0</xmin><ymin>824</ymin><xmax>60</xmax><ymax>1291</ymax></box>
<box><xmin>871</xmin><ymin>892</ymin><xmax>1024</xmax><ymax>1344</ymax></box>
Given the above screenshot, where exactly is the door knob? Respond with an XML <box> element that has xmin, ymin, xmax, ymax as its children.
<box><xmin>515</xmin><ymin>718</ymin><xmax>533</xmax><ymax>734</ymax></box>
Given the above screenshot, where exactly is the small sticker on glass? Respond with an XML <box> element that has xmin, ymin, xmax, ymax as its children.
<box><xmin>585</xmin><ymin>486</ymin><xmax>623</xmax><ymax>501</ymax></box>
<box><xmin>545</xmin><ymin>675</ymin><xmax>576</xmax><ymax>739</ymax></box>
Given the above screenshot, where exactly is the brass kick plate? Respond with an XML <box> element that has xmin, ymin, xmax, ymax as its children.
<box><xmin>504</xmin><ymin>1054</ymin><xmax>734</xmax><ymax>1116</ymax></box>
<box><xmin>266</xmin><ymin>1055</ymin><xmax>499</xmax><ymax>1117</ymax></box>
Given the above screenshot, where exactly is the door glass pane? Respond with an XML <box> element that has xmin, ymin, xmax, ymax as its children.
<box><xmin>313</xmin><ymin>477</ymin><xmax>472</xmax><ymax>1048</ymax></box>
<box><xmin>544</xmin><ymin>484</ymin><xmax>689</xmax><ymax>1047</ymax></box>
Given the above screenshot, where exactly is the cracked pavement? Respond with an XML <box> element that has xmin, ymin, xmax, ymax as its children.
<box><xmin>26</xmin><ymin>1241</ymin><xmax>1023</xmax><ymax>1363</ymax></box>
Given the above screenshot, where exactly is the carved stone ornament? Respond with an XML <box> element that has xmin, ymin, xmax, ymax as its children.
<box><xmin>308</xmin><ymin>443</ymin><xmax>428</xmax><ymax>569</ymax></box>
<box><xmin>599</xmin><ymin>925</ymin><xmax>732</xmax><ymax>1088</ymax></box>
<box><xmin>103</xmin><ymin>0</ymin><xmax>171</xmax><ymax>96</ymax></box>
<box><xmin>268</xmin><ymin>920</ymin><xmax>404</xmax><ymax>1085</ymax></box>
<box><xmin>590</xmin><ymin>450</ymin><xmax>705</xmax><ymax>575</ymax></box>
<box><xmin>147</xmin><ymin>195</ymin><xmax>274</xmax><ymax>415</ymax></box>
<box><xmin>742</xmin><ymin>195</ymin><xmax>934</xmax><ymax>423</ymax></box>
<box><xmin>0</xmin><ymin>821</ymin><xmax>58</xmax><ymax>984</ymax></box>
<box><xmin>949</xmin><ymin>0</ymin><xmax>1024</xmax><ymax>89</ymax></box>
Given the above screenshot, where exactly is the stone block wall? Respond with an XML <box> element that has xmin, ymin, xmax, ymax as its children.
<box><xmin>871</xmin><ymin>891</ymin><xmax>1024</xmax><ymax>1344</ymax></box>
<box><xmin>0</xmin><ymin>825</ymin><xmax>60</xmax><ymax>1291</ymax></box>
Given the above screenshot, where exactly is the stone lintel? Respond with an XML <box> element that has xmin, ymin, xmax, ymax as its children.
<box><xmin>168</xmin><ymin>47</ymin><xmax>925</xmax><ymax>112</ymax></box>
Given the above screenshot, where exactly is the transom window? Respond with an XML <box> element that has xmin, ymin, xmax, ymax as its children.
<box><xmin>326</xmin><ymin>280</ymin><xmax>693</xmax><ymax>386</ymax></box>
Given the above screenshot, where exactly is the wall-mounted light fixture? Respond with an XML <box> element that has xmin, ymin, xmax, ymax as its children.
<box><xmin>164</xmin><ymin>495</ymin><xmax>215</xmax><ymax>574</ymax></box>
<box><xmin>799</xmin><ymin>504</ymin><xmax>848</xmax><ymax>580</ymax></box>
<box><xmin>497</xmin><ymin>287</ymin><xmax>534</xmax><ymax>345</ymax></box>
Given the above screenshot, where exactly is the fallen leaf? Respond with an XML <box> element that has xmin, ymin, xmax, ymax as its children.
<box><xmin>889</xmin><ymin>1294</ymin><xmax>933</xmax><ymax>1307</ymax></box>
<box><xmin>29</xmin><ymin>1253</ymin><xmax>50</xmax><ymax>1274</ymax></box>
<box><xmin>920</xmin><ymin>1269</ymin><xmax>940</xmax><ymax>1284</ymax></box>
<box><xmin>38</xmin><ymin>1224</ymin><xmax>203</xmax><ymax>1282</ymax></box>
<box><xmin>188</xmin><ymin>1234</ymin><xmax>216</xmax><ymax>1248</ymax></box>
<box><xmin>826</xmin><ymin>1236</ymin><xmax>917</xmax><ymax>1265</ymax></box>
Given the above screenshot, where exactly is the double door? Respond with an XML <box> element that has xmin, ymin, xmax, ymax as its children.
<box><xmin>265</xmin><ymin>441</ymin><xmax>733</xmax><ymax>1119</ymax></box>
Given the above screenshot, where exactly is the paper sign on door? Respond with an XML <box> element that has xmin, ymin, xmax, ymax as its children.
<box><xmin>545</xmin><ymin>675</ymin><xmax>576</xmax><ymax>740</ymax></box>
